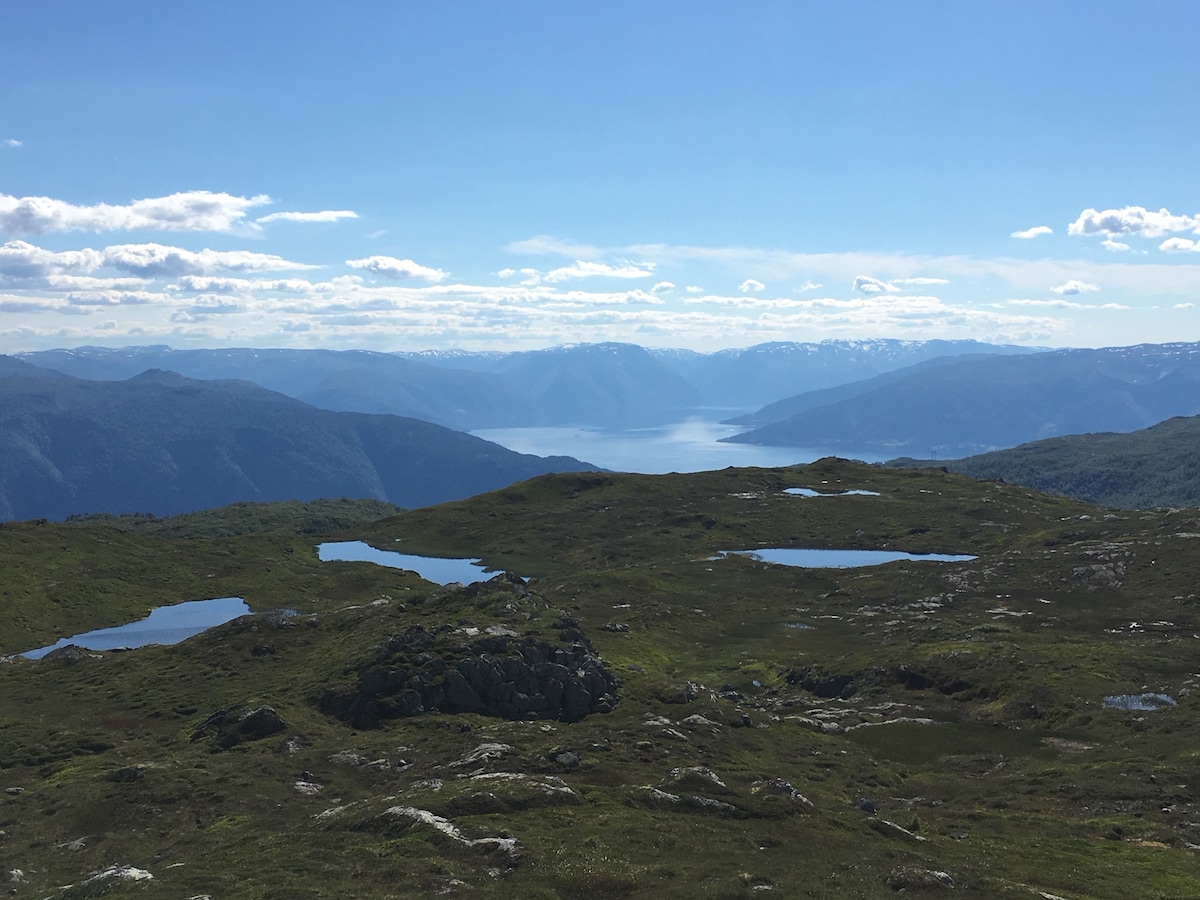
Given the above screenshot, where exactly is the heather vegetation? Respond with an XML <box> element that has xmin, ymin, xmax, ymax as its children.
<box><xmin>892</xmin><ymin>414</ymin><xmax>1200</xmax><ymax>509</ymax></box>
<box><xmin>4</xmin><ymin>461</ymin><xmax>1200</xmax><ymax>897</ymax></box>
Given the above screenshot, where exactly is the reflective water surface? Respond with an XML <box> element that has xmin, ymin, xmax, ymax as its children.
<box><xmin>21</xmin><ymin>597</ymin><xmax>249</xmax><ymax>659</ymax></box>
<box><xmin>784</xmin><ymin>487</ymin><xmax>881</xmax><ymax>497</ymax></box>
<box><xmin>715</xmin><ymin>548</ymin><xmax>976</xmax><ymax>569</ymax></box>
<box><xmin>318</xmin><ymin>540</ymin><xmax>498</xmax><ymax>585</ymax></box>
<box><xmin>471</xmin><ymin>419</ymin><xmax>884</xmax><ymax>474</ymax></box>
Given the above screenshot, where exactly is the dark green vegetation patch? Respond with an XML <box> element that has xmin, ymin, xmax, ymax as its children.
<box><xmin>891</xmin><ymin>413</ymin><xmax>1200</xmax><ymax>510</ymax></box>
<box><xmin>3</xmin><ymin>462</ymin><xmax>1200</xmax><ymax>898</ymax></box>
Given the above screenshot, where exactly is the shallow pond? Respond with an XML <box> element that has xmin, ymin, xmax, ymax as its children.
<box><xmin>318</xmin><ymin>541</ymin><xmax>499</xmax><ymax>585</ymax></box>
<box><xmin>20</xmin><ymin>597</ymin><xmax>249</xmax><ymax>659</ymax></box>
<box><xmin>784</xmin><ymin>487</ymin><xmax>881</xmax><ymax>497</ymax></box>
<box><xmin>1103</xmin><ymin>692</ymin><xmax>1176</xmax><ymax>711</ymax></box>
<box><xmin>715</xmin><ymin>548</ymin><xmax>976</xmax><ymax>569</ymax></box>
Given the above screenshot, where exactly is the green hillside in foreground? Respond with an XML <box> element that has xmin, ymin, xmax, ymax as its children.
<box><xmin>4</xmin><ymin>461</ymin><xmax>1200</xmax><ymax>897</ymax></box>
<box><xmin>890</xmin><ymin>414</ymin><xmax>1200</xmax><ymax>509</ymax></box>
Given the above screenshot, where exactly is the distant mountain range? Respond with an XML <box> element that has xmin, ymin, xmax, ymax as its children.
<box><xmin>889</xmin><ymin>414</ymin><xmax>1200</xmax><ymax>510</ymax></box>
<box><xmin>18</xmin><ymin>339</ymin><xmax>1029</xmax><ymax>430</ymax></box>
<box><xmin>724</xmin><ymin>342</ymin><xmax>1200</xmax><ymax>456</ymax></box>
<box><xmin>0</xmin><ymin>367</ymin><xmax>595</xmax><ymax>521</ymax></box>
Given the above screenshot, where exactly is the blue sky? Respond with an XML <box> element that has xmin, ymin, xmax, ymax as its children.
<box><xmin>2</xmin><ymin>1</ymin><xmax>1198</xmax><ymax>353</ymax></box>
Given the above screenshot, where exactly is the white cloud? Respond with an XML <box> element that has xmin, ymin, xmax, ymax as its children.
<box><xmin>739</xmin><ymin>278</ymin><xmax>765</xmax><ymax>293</ymax></box>
<box><xmin>852</xmin><ymin>275</ymin><xmax>898</xmax><ymax>294</ymax></box>
<box><xmin>1068</xmin><ymin>206</ymin><xmax>1199</xmax><ymax>239</ymax></box>
<box><xmin>1160</xmin><ymin>238</ymin><xmax>1199</xmax><ymax>253</ymax></box>
<box><xmin>65</xmin><ymin>289</ymin><xmax>163</xmax><ymax>307</ymax></box>
<box><xmin>0</xmin><ymin>190</ymin><xmax>272</xmax><ymax>235</ymax></box>
<box><xmin>1102</xmin><ymin>237</ymin><xmax>1130</xmax><ymax>252</ymax></box>
<box><xmin>4</xmin><ymin>139</ymin><xmax>21</xmax><ymax>148</ymax></box>
<box><xmin>543</xmin><ymin>260</ymin><xmax>654</xmax><ymax>282</ymax></box>
<box><xmin>169</xmin><ymin>275</ymin><xmax>335</xmax><ymax>295</ymax></box>
<box><xmin>894</xmin><ymin>276</ymin><xmax>950</xmax><ymax>286</ymax></box>
<box><xmin>651</xmin><ymin>281</ymin><xmax>675</xmax><ymax>294</ymax></box>
<box><xmin>1176</xmin><ymin>302</ymin><xmax>1195</xmax><ymax>309</ymax></box>
<box><xmin>255</xmin><ymin>210</ymin><xmax>358</xmax><ymax>224</ymax></box>
<box><xmin>0</xmin><ymin>240</ymin><xmax>105</xmax><ymax>277</ymax></box>
<box><xmin>685</xmin><ymin>285</ymin><xmax>705</xmax><ymax>294</ymax></box>
<box><xmin>345</xmin><ymin>255</ymin><xmax>449</xmax><ymax>282</ymax></box>
<box><xmin>794</xmin><ymin>280</ymin><xmax>822</xmax><ymax>292</ymax></box>
<box><xmin>1011</xmin><ymin>225</ymin><xmax>1053</xmax><ymax>239</ymax></box>
<box><xmin>506</xmin><ymin>235</ymin><xmax>604</xmax><ymax>259</ymax></box>
<box><xmin>104</xmin><ymin>244</ymin><xmax>318</xmax><ymax>277</ymax></box>
<box><xmin>1049</xmin><ymin>279</ymin><xmax>1100</xmax><ymax>296</ymax></box>
<box><xmin>497</xmin><ymin>268</ymin><xmax>517</xmax><ymax>278</ymax></box>
<box><xmin>1006</xmin><ymin>297</ymin><xmax>1125</xmax><ymax>310</ymax></box>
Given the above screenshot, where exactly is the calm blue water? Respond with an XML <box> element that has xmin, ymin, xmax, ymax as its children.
<box><xmin>21</xmin><ymin>597</ymin><xmax>249</xmax><ymax>659</ymax></box>
<box><xmin>471</xmin><ymin>419</ymin><xmax>885</xmax><ymax>474</ymax></box>
<box><xmin>318</xmin><ymin>541</ymin><xmax>497</xmax><ymax>585</ymax></box>
<box><xmin>716</xmin><ymin>548</ymin><xmax>976</xmax><ymax>569</ymax></box>
<box><xmin>784</xmin><ymin>488</ymin><xmax>881</xmax><ymax>497</ymax></box>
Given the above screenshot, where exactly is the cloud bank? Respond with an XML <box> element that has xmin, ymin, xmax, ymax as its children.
<box><xmin>0</xmin><ymin>191</ymin><xmax>359</xmax><ymax>236</ymax></box>
<box><xmin>345</xmin><ymin>256</ymin><xmax>449</xmax><ymax>282</ymax></box>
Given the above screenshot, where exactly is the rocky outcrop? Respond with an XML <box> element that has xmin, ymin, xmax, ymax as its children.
<box><xmin>319</xmin><ymin>624</ymin><xmax>621</xmax><ymax>728</ymax></box>
<box><xmin>190</xmin><ymin>706</ymin><xmax>287</xmax><ymax>749</ymax></box>
<box><xmin>379</xmin><ymin>806</ymin><xmax>523</xmax><ymax>865</ymax></box>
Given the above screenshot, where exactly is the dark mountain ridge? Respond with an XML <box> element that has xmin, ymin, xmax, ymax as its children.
<box><xmin>19</xmin><ymin>339</ymin><xmax>1031</xmax><ymax>430</ymax></box>
<box><xmin>0</xmin><ymin>371</ymin><xmax>596</xmax><ymax>521</ymax></box>
<box><xmin>16</xmin><ymin>346</ymin><xmax>534</xmax><ymax>430</ymax></box>
<box><xmin>889</xmin><ymin>413</ymin><xmax>1200</xmax><ymax>509</ymax></box>
<box><xmin>725</xmin><ymin>341</ymin><xmax>1200</xmax><ymax>456</ymax></box>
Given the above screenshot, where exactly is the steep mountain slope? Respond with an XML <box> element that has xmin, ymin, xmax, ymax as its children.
<box><xmin>725</xmin><ymin>342</ymin><xmax>1200</xmax><ymax>456</ymax></box>
<box><xmin>22</xmin><ymin>340</ymin><xmax>1031</xmax><ymax>429</ymax></box>
<box><xmin>656</xmin><ymin>339</ymin><xmax>1034</xmax><ymax>411</ymax></box>
<box><xmin>0</xmin><ymin>371</ymin><xmax>595</xmax><ymax>521</ymax></box>
<box><xmin>0</xmin><ymin>353</ymin><xmax>69</xmax><ymax>379</ymax></box>
<box><xmin>890</xmin><ymin>414</ymin><xmax>1200</xmax><ymax>509</ymax></box>
<box><xmin>18</xmin><ymin>346</ymin><xmax>532</xmax><ymax>430</ymax></box>
<box><xmin>485</xmin><ymin>342</ymin><xmax>704</xmax><ymax>427</ymax></box>
<box><xmin>724</xmin><ymin>352</ymin><xmax>994</xmax><ymax>428</ymax></box>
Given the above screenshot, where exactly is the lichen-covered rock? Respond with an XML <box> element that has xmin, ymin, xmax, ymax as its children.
<box><xmin>318</xmin><ymin>625</ymin><xmax>620</xmax><ymax>728</ymax></box>
<box><xmin>886</xmin><ymin>867</ymin><xmax>953</xmax><ymax>890</ymax></box>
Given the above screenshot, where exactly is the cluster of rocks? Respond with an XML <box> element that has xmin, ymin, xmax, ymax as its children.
<box><xmin>319</xmin><ymin>621</ymin><xmax>621</xmax><ymax>728</ymax></box>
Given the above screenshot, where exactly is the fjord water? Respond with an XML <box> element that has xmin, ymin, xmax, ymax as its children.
<box><xmin>471</xmin><ymin>418</ymin><xmax>886</xmax><ymax>474</ymax></box>
<box><xmin>318</xmin><ymin>541</ymin><xmax>497</xmax><ymax>585</ymax></box>
<box><xmin>21</xmin><ymin>597</ymin><xmax>249</xmax><ymax>659</ymax></box>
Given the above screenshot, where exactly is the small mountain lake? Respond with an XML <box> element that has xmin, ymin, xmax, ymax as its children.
<box><xmin>1103</xmin><ymin>692</ymin><xmax>1176</xmax><ymax>711</ymax></box>
<box><xmin>19</xmin><ymin>597</ymin><xmax>249</xmax><ymax>659</ymax></box>
<box><xmin>715</xmin><ymin>548</ymin><xmax>976</xmax><ymax>568</ymax></box>
<box><xmin>318</xmin><ymin>541</ymin><xmax>499</xmax><ymax>585</ymax></box>
<box><xmin>784</xmin><ymin>487</ymin><xmax>881</xmax><ymax>497</ymax></box>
